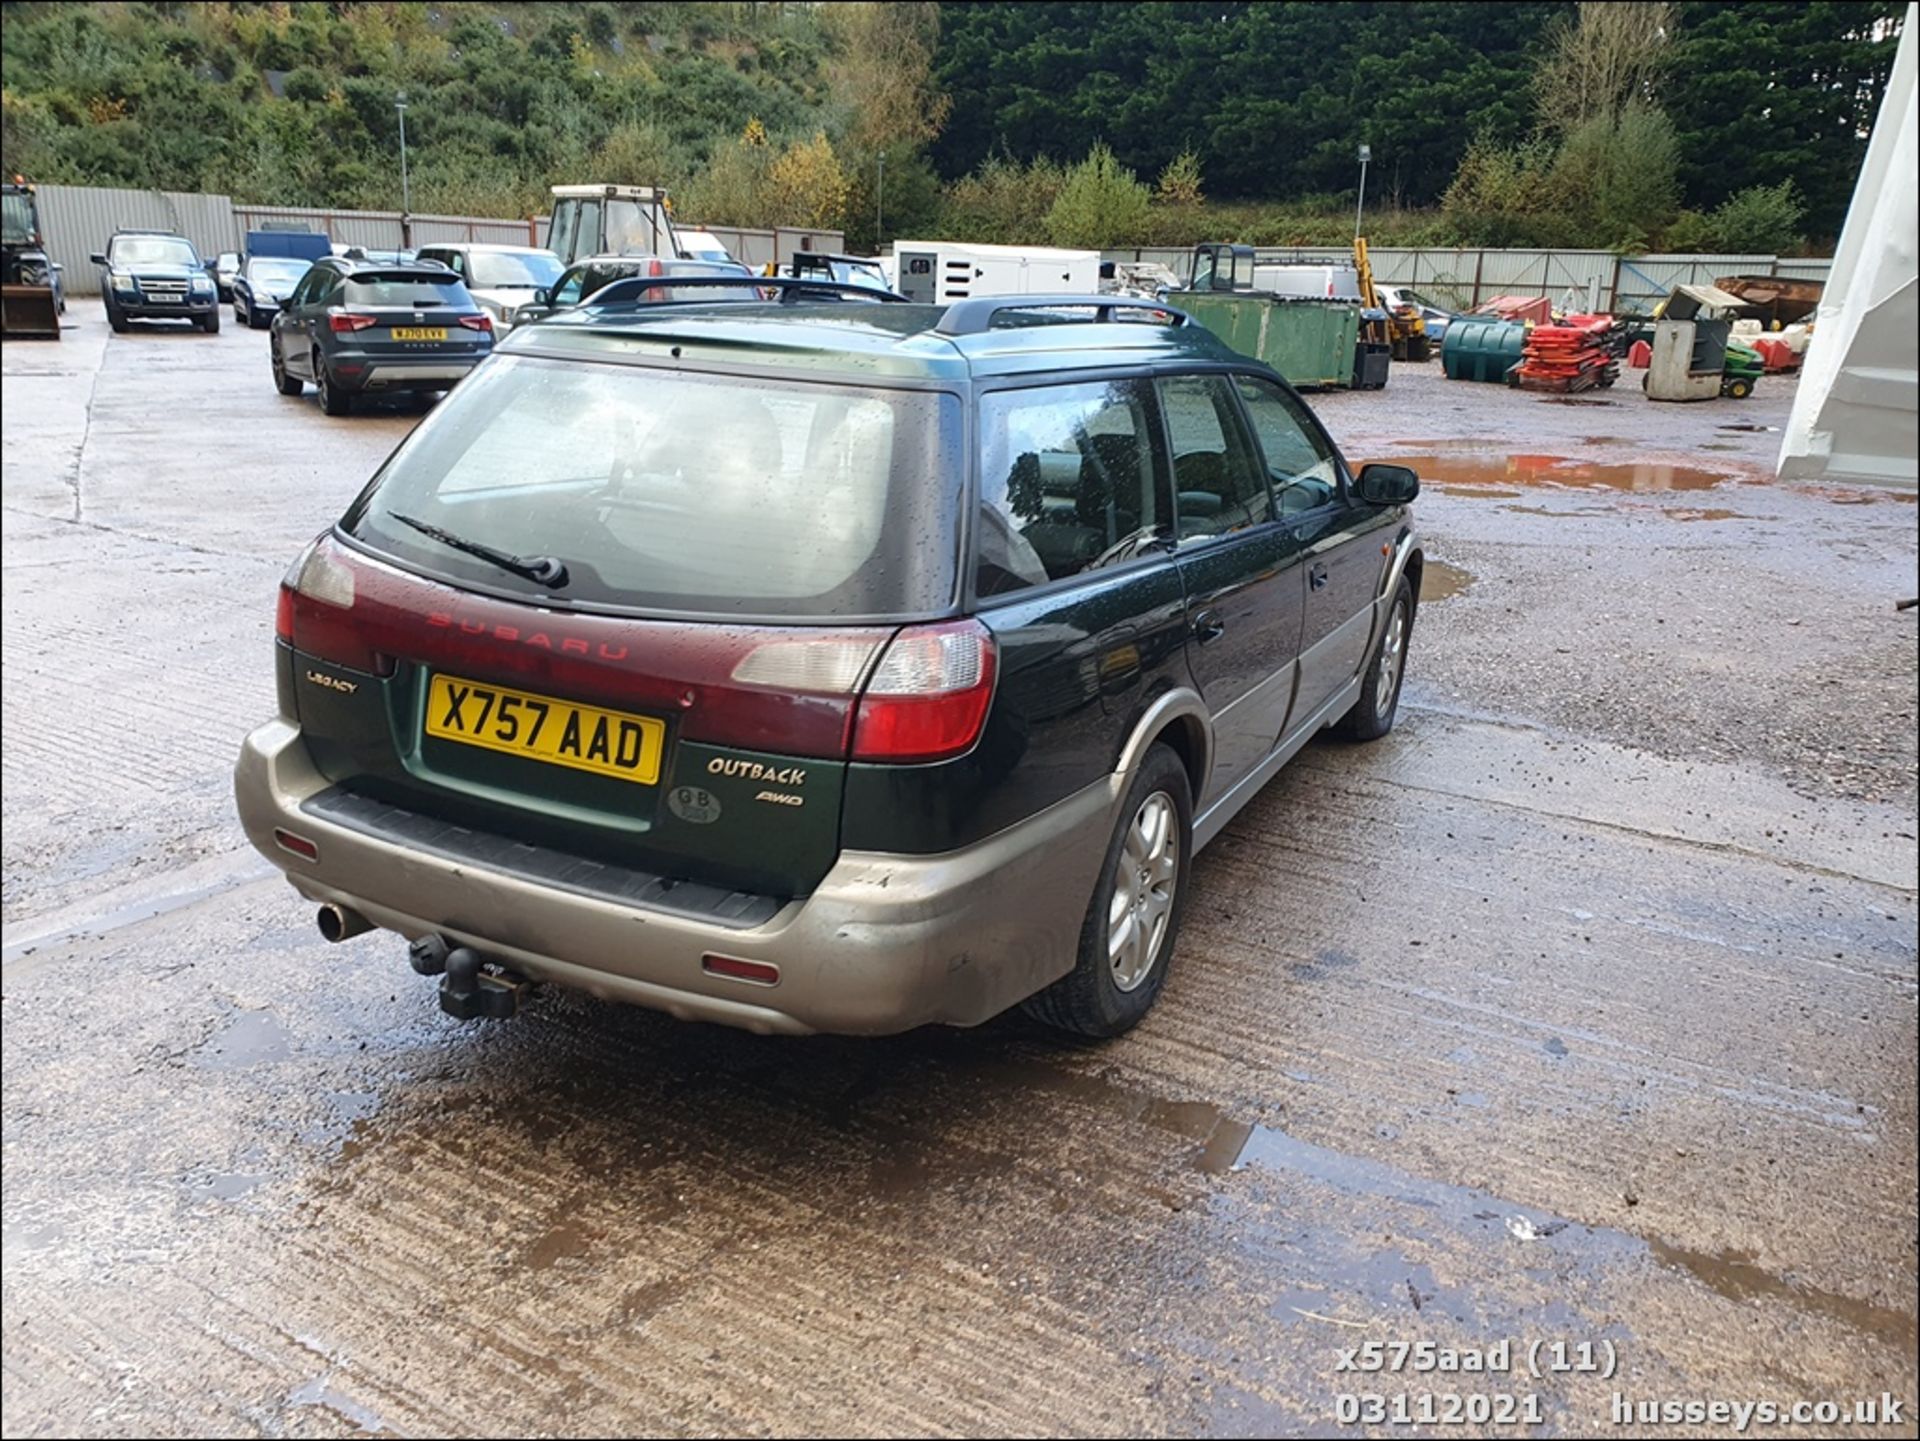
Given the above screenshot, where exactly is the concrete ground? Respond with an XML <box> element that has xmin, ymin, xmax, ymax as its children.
<box><xmin>3</xmin><ymin>300</ymin><xmax>1915</xmax><ymax>1438</ymax></box>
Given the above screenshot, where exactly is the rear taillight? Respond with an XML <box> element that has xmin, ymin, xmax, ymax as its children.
<box><xmin>459</xmin><ymin>313</ymin><xmax>492</xmax><ymax>333</ymax></box>
<box><xmin>328</xmin><ymin>311</ymin><xmax>376</xmax><ymax>333</ymax></box>
<box><xmin>278</xmin><ymin>534</ymin><xmax>390</xmax><ymax>673</ymax></box>
<box><xmin>851</xmin><ymin>620</ymin><xmax>997</xmax><ymax>763</ymax></box>
<box><xmin>648</xmin><ymin>257</ymin><xmax>664</xmax><ymax>277</ymax></box>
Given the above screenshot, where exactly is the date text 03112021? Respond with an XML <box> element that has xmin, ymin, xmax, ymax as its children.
<box><xmin>1335</xmin><ymin>1338</ymin><xmax>1618</xmax><ymax>1379</ymax></box>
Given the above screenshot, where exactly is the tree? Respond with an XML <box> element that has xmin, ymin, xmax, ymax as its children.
<box><xmin>1045</xmin><ymin>143</ymin><xmax>1151</xmax><ymax>247</ymax></box>
<box><xmin>591</xmin><ymin>119</ymin><xmax>684</xmax><ymax>189</ymax></box>
<box><xmin>1664</xmin><ymin>1</ymin><xmax>1906</xmax><ymax>239</ymax></box>
<box><xmin>1533</xmin><ymin>1</ymin><xmax>1674</xmax><ymax>133</ymax></box>
<box><xmin>1156</xmin><ymin>148</ymin><xmax>1204</xmax><ymax>206</ymax></box>
<box><xmin>931</xmin><ymin>2</ymin><xmax>1565</xmax><ymax>203</ymax></box>
<box><xmin>767</xmin><ymin>130</ymin><xmax>850</xmax><ymax>229</ymax></box>
<box><xmin>821</xmin><ymin>2</ymin><xmax>950</xmax><ymax>153</ymax></box>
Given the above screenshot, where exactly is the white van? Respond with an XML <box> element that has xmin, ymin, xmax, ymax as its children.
<box><xmin>1250</xmin><ymin>262</ymin><xmax>1362</xmax><ymax>300</ymax></box>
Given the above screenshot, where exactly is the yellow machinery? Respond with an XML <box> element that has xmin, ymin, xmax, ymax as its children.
<box><xmin>1354</xmin><ymin>236</ymin><xmax>1426</xmax><ymax>362</ymax></box>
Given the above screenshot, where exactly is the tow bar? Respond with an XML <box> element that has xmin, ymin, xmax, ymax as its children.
<box><xmin>408</xmin><ymin>935</ymin><xmax>533</xmax><ymax>1020</ymax></box>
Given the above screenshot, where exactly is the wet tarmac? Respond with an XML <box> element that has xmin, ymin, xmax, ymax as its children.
<box><xmin>3</xmin><ymin>308</ymin><xmax>1915</xmax><ymax>1437</ymax></box>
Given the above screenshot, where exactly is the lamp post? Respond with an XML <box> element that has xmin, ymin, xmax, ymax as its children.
<box><xmin>395</xmin><ymin>92</ymin><xmax>412</xmax><ymax>249</ymax></box>
<box><xmin>876</xmin><ymin>151</ymin><xmax>886</xmax><ymax>245</ymax></box>
<box><xmin>1354</xmin><ymin>143</ymin><xmax>1371</xmax><ymax>241</ymax></box>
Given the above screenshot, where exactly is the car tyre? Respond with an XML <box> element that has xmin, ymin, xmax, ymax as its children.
<box><xmin>271</xmin><ymin>340</ymin><xmax>303</xmax><ymax>396</ymax></box>
<box><xmin>314</xmin><ymin>355</ymin><xmax>351</xmax><ymax>416</ymax></box>
<box><xmin>1022</xmin><ymin>742</ymin><xmax>1191</xmax><ymax>1039</ymax></box>
<box><xmin>106</xmin><ymin>301</ymin><xmax>129</xmax><ymax>334</ymax></box>
<box><xmin>1335</xmin><ymin>573</ymin><xmax>1413</xmax><ymax>742</ymax></box>
<box><xmin>201</xmin><ymin>307</ymin><xmax>220</xmax><ymax>334</ymax></box>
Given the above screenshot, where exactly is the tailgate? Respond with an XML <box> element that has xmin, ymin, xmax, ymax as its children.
<box><xmin>283</xmin><ymin>542</ymin><xmax>889</xmax><ymax>900</ymax></box>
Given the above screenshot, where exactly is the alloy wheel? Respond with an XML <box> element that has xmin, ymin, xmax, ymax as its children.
<box><xmin>1108</xmin><ymin>791</ymin><xmax>1179</xmax><ymax>992</ymax></box>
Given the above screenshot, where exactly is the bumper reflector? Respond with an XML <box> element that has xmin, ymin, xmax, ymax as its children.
<box><xmin>274</xmin><ymin>828</ymin><xmax>319</xmax><ymax>861</ymax></box>
<box><xmin>702</xmin><ymin>953</ymin><xmax>779</xmax><ymax>987</ymax></box>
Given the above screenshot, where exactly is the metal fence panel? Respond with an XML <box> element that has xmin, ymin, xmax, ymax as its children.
<box><xmin>37</xmin><ymin>184</ymin><xmax>236</xmax><ymax>294</ymax></box>
<box><xmin>1096</xmin><ymin>244</ymin><xmax>1834</xmax><ymax>315</ymax></box>
<box><xmin>232</xmin><ymin>204</ymin><xmax>398</xmax><ymax>251</ymax></box>
<box><xmin>1772</xmin><ymin>258</ymin><xmax>1836</xmax><ymax>283</ymax></box>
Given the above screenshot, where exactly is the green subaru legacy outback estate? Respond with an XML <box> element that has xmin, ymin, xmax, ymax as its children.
<box><xmin>235</xmin><ymin>287</ymin><xmax>1423</xmax><ymax>1038</ymax></box>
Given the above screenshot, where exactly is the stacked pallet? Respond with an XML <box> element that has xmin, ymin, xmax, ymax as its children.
<box><xmin>1516</xmin><ymin>314</ymin><xmax>1620</xmax><ymax>393</ymax></box>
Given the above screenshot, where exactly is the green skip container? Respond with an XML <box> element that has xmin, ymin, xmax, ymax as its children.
<box><xmin>1170</xmin><ymin>291</ymin><xmax>1360</xmax><ymax>389</ymax></box>
<box><xmin>1442</xmin><ymin>317</ymin><xmax>1527</xmax><ymax>384</ymax></box>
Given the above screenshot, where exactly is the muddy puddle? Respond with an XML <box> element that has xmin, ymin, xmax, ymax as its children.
<box><xmin>1393</xmin><ymin>453</ymin><xmax>1738</xmax><ymax>493</ymax></box>
<box><xmin>1420</xmin><ymin>560</ymin><xmax>1474</xmax><ymax>601</ymax></box>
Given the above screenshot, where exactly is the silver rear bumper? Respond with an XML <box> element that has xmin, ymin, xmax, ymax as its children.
<box><xmin>234</xmin><ymin>720</ymin><xmax>1116</xmax><ymax>1035</ymax></box>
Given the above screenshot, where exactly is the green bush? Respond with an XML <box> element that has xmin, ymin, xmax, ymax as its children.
<box><xmin>1044</xmin><ymin>143</ymin><xmax>1150</xmax><ymax>247</ymax></box>
<box><xmin>1701</xmin><ymin>180</ymin><xmax>1805</xmax><ymax>253</ymax></box>
<box><xmin>937</xmin><ymin>155</ymin><xmax>1065</xmax><ymax>243</ymax></box>
<box><xmin>1553</xmin><ymin>102</ymin><xmax>1681</xmax><ymax>249</ymax></box>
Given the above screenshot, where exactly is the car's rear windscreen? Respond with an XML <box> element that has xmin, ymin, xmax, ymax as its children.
<box><xmin>342</xmin><ymin>355</ymin><xmax>965</xmax><ymax>620</ymax></box>
<box><xmin>346</xmin><ymin>275</ymin><xmax>469</xmax><ymax>306</ymax></box>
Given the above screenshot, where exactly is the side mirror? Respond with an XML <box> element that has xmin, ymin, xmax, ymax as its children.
<box><xmin>279</xmin><ymin>297</ymin><xmax>298</xmax><ymax>312</ymax></box>
<box><xmin>204</xmin><ymin>259</ymin><xmax>218</xmax><ymax>273</ymax></box>
<box><xmin>1356</xmin><ymin>463</ymin><xmax>1420</xmax><ymax>506</ymax></box>
<box><xmin>90</xmin><ymin>252</ymin><xmax>108</xmax><ymax>266</ymax></box>
<box><xmin>532</xmin><ymin>287</ymin><xmax>549</xmax><ymax>306</ymax></box>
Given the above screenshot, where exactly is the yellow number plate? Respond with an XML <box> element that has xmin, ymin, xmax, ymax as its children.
<box><xmin>425</xmin><ymin>674</ymin><xmax>664</xmax><ymax>785</ymax></box>
<box><xmin>390</xmin><ymin>326</ymin><xmax>447</xmax><ymax>341</ymax></box>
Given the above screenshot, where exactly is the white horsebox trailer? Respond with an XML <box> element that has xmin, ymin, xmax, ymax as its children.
<box><xmin>887</xmin><ymin>241</ymin><xmax>1102</xmax><ymax>304</ymax></box>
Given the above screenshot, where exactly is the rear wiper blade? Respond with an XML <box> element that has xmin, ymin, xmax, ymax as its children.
<box><xmin>389</xmin><ymin>513</ymin><xmax>569</xmax><ymax>588</ymax></box>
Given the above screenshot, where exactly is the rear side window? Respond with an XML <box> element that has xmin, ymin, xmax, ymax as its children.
<box><xmin>346</xmin><ymin>356</ymin><xmax>965</xmax><ymax>619</ymax></box>
<box><xmin>344</xmin><ymin>275</ymin><xmax>469</xmax><ymax>306</ymax></box>
<box><xmin>974</xmin><ymin>380</ymin><xmax>1167</xmax><ymax>599</ymax></box>
<box><xmin>1158</xmin><ymin>374</ymin><xmax>1273</xmax><ymax>540</ymax></box>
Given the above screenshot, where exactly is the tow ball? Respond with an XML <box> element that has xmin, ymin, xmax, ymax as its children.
<box><xmin>408</xmin><ymin>935</ymin><xmax>532</xmax><ymax>1020</ymax></box>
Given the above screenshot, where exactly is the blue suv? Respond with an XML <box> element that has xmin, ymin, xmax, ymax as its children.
<box><xmin>91</xmin><ymin>230</ymin><xmax>220</xmax><ymax>333</ymax></box>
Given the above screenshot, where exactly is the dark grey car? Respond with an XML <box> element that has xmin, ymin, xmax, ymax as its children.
<box><xmin>510</xmin><ymin>256</ymin><xmax>758</xmax><ymax>326</ymax></box>
<box><xmin>269</xmin><ymin>257</ymin><xmax>494</xmax><ymax>416</ymax></box>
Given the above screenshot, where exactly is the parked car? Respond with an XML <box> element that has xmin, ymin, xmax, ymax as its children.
<box><xmin>1376</xmin><ymin>284</ymin><xmax>1459</xmax><ymax>343</ymax></box>
<box><xmin>413</xmin><ymin>243</ymin><xmax>564</xmax><ymax>333</ymax></box>
<box><xmin>676</xmin><ymin>228</ymin><xmax>735</xmax><ymax>264</ymax></box>
<box><xmin>335</xmin><ymin>245</ymin><xmax>418</xmax><ymax>266</ymax></box>
<box><xmin>236</xmin><ymin>292</ymin><xmax>1424</xmax><ymax>1038</ymax></box>
<box><xmin>778</xmin><ymin>251</ymin><xmax>892</xmax><ymax>293</ymax></box>
<box><xmin>91</xmin><ymin>230</ymin><xmax>220</xmax><ymax>333</ymax></box>
<box><xmin>586</xmin><ymin>260</ymin><xmax>765</xmax><ymax>306</ymax></box>
<box><xmin>212</xmin><ymin>250</ymin><xmax>241</xmax><ymax>300</ymax></box>
<box><xmin>268</xmin><ymin>255</ymin><xmax>494</xmax><ymax>415</ymax></box>
<box><xmin>233</xmin><ymin>254</ymin><xmax>316</xmax><ymax>329</ymax></box>
<box><xmin>509</xmin><ymin>255</ymin><xmax>756</xmax><ymax>325</ymax></box>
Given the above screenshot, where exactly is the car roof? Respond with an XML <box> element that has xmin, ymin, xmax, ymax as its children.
<box><xmin>503</xmin><ymin>299</ymin><xmax>1253</xmax><ymax>384</ymax></box>
<box><xmin>112</xmin><ymin>229</ymin><xmax>188</xmax><ymax>238</ymax></box>
<box><xmin>421</xmin><ymin>242</ymin><xmax>554</xmax><ymax>255</ymax></box>
<box><xmin>321</xmin><ymin>256</ymin><xmax>464</xmax><ymax>279</ymax></box>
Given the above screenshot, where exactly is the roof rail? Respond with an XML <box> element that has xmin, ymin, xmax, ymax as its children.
<box><xmin>584</xmin><ymin>274</ymin><xmax>908</xmax><ymax>309</ymax></box>
<box><xmin>934</xmin><ymin>295</ymin><xmax>1190</xmax><ymax>337</ymax></box>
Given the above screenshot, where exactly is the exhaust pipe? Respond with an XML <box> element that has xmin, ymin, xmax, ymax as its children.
<box><xmin>316</xmin><ymin>902</ymin><xmax>374</xmax><ymax>943</ymax></box>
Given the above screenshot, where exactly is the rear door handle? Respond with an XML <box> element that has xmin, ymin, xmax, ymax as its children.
<box><xmin>1192</xmin><ymin>609</ymin><xmax>1226</xmax><ymax>644</ymax></box>
<box><xmin>1309</xmin><ymin>561</ymin><xmax>1330</xmax><ymax>591</ymax></box>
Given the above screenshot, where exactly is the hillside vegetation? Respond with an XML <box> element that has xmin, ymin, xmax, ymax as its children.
<box><xmin>0</xmin><ymin>1</ymin><xmax>1903</xmax><ymax>252</ymax></box>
